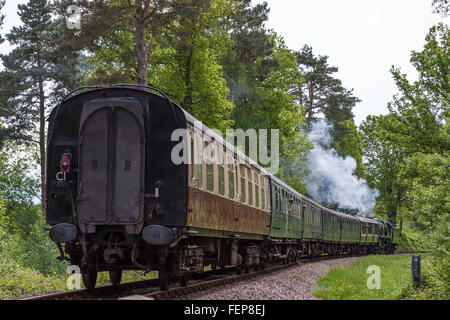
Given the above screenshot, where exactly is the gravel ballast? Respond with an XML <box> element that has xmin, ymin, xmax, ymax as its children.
<box><xmin>179</xmin><ymin>256</ymin><xmax>361</xmax><ymax>300</ymax></box>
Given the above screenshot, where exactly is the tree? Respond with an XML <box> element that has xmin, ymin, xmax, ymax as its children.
<box><xmin>148</xmin><ymin>0</ymin><xmax>236</xmax><ymax>131</ymax></box>
<box><xmin>0</xmin><ymin>143</ymin><xmax>40</xmax><ymax>236</ymax></box>
<box><xmin>386</xmin><ymin>23</ymin><xmax>449</xmax><ymax>155</ymax></box>
<box><xmin>324</xmin><ymin>96</ymin><xmax>364</xmax><ymax>176</ymax></box>
<box><xmin>54</xmin><ymin>0</ymin><xmax>217</xmax><ymax>85</ymax></box>
<box><xmin>221</xmin><ymin>0</ymin><xmax>273</xmax><ymax>104</ymax></box>
<box><xmin>0</xmin><ymin>0</ymin><xmax>79</xmax><ymax>208</ymax></box>
<box><xmin>218</xmin><ymin>2</ymin><xmax>312</xmax><ymax>191</ymax></box>
<box><xmin>225</xmin><ymin>30</ymin><xmax>312</xmax><ymax>191</ymax></box>
<box><xmin>361</xmin><ymin>21</ymin><xmax>449</xmax><ymax>295</ymax></box>
<box><xmin>360</xmin><ymin>115</ymin><xmax>407</xmax><ymax>224</ymax></box>
<box><xmin>0</xmin><ymin>147</ymin><xmax>65</xmax><ymax>275</ymax></box>
<box><xmin>293</xmin><ymin>45</ymin><xmax>360</xmax><ymax>126</ymax></box>
<box><xmin>294</xmin><ymin>45</ymin><xmax>363</xmax><ymax>175</ymax></box>
<box><xmin>83</xmin><ymin>0</ymin><xmax>237</xmax><ymax>132</ymax></box>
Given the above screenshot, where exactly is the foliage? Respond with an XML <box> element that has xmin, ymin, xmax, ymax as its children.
<box><xmin>147</xmin><ymin>0</ymin><xmax>236</xmax><ymax>131</ymax></box>
<box><xmin>394</xmin><ymin>229</ymin><xmax>423</xmax><ymax>252</ymax></box>
<box><xmin>0</xmin><ymin>0</ymin><xmax>80</xmax><ymax>208</ymax></box>
<box><xmin>360</xmin><ymin>21</ymin><xmax>449</xmax><ymax>296</ymax></box>
<box><xmin>400</xmin><ymin>257</ymin><xmax>449</xmax><ymax>299</ymax></box>
<box><xmin>0</xmin><ymin>146</ymin><xmax>40</xmax><ymax>236</ymax></box>
<box><xmin>220</xmin><ymin>4</ymin><xmax>312</xmax><ymax>191</ymax></box>
<box><xmin>294</xmin><ymin>45</ymin><xmax>359</xmax><ymax>125</ymax></box>
<box><xmin>79</xmin><ymin>0</ymin><xmax>236</xmax><ymax>132</ymax></box>
<box><xmin>313</xmin><ymin>255</ymin><xmax>415</xmax><ymax>300</ymax></box>
<box><xmin>0</xmin><ymin>260</ymin><xmax>67</xmax><ymax>299</ymax></box>
<box><xmin>360</xmin><ymin>115</ymin><xmax>407</xmax><ymax>223</ymax></box>
<box><xmin>401</xmin><ymin>152</ymin><xmax>450</xmax><ymax>291</ymax></box>
<box><xmin>0</xmin><ymin>198</ymin><xmax>68</xmax><ymax>299</ymax></box>
<box><xmin>0</xmin><ymin>0</ymin><xmax>4</xmax><ymax>43</ymax></box>
<box><xmin>0</xmin><ymin>0</ymin><xmax>79</xmax><ymax>142</ymax></box>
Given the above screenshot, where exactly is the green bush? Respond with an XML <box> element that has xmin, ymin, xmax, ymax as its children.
<box><xmin>0</xmin><ymin>259</ymin><xmax>67</xmax><ymax>299</ymax></box>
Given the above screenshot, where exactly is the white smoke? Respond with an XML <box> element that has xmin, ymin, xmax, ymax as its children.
<box><xmin>305</xmin><ymin>119</ymin><xmax>379</xmax><ymax>216</ymax></box>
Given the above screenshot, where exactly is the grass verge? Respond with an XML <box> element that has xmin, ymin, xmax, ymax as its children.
<box><xmin>0</xmin><ymin>258</ymin><xmax>158</xmax><ymax>299</ymax></box>
<box><xmin>313</xmin><ymin>254</ymin><xmax>415</xmax><ymax>300</ymax></box>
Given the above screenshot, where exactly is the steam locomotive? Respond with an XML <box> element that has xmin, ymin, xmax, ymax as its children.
<box><xmin>45</xmin><ymin>85</ymin><xmax>396</xmax><ymax>290</ymax></box>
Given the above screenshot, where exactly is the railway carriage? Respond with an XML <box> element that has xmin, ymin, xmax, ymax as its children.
<box><xmin>45</xmin><ymin>85</ymin><xmax>396</xmax><ymax>290</ymax></box>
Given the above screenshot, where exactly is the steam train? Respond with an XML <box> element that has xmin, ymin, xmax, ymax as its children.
<box><xmin>45</xmin><ymin>84</ymin><xmax>396</xmax><ymax>290</ymax></box>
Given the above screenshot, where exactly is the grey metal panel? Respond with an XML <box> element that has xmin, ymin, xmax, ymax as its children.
<box><xmin>78</xmin><ymin>98</ymin><xmax>145</xmax><ymax>228</ymax></box>
<box><xmin>112</xmin><ymin>107</ymin><xmax>143</xmax><ymax>223</ymax></box>
<box><xmin>79</xmin><ymin>107</ymin><xmax>109</xmax><ymax>223</ymax></box>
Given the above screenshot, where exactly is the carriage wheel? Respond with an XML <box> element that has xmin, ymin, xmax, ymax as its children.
<box><xmin>82</xmin><ymin>264</ymin><xmax>98</xmax><ymax>290</ymax></box>
<box><xmin>159</xmin><ymin>265</ymin><xmax>170</xmax><ymax>291</ymax></box>
<box><xmin>236</xmin><ymin>264</ymin><xmax>242</xmax><ymax>275</ymax></box>
<box><xmin>236</xmin><ymin>254</ymin><xmax>243</xmax><ymax>275</ymax></box>
<box><xmin>109</xmin><ymin>269</ymin><xmax>122</xmax><ymax>287</ymax></box>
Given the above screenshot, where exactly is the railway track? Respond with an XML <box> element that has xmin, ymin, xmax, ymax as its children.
<box><xmin>20</xmin><ymin>267</ymin><xmax>222</xmax><ymax>300</ymax></box>
<box><xmin>21</xmin><ymin>251</ymin><xmax>423</xmax><ymax>300</ymax></box>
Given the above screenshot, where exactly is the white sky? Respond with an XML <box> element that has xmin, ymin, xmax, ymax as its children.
<box><xmin>1</xmin><ymin>0</ymin><xmax>448</xmax><ymax>125</ymax></box>
<box><xmin>253</xmin><ymin>0</ymin><xmax>448</xmax><ymax>124</ymax></box>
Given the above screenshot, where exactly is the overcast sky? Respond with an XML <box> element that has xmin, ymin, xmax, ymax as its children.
<box><xmin>1</xmin><ymin>0</ymin><xmax>448</xmax><ymax>125</ymax></box>
<box><xmin>253</xmin><ymin>0</ymin><xmax>447</xmax><ymax>124</ymax></box>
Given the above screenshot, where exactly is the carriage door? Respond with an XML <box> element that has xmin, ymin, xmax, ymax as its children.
<box><xmin>78</xmin><ymin>98</ymin><xmax>145</xmax><ymax>227</ymax></box>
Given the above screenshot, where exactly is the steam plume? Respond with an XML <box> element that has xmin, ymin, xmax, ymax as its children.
<box><xmin>305</xmin><ymin>119</ymin><xmax>379</xmax><ymax>216</ymax></box>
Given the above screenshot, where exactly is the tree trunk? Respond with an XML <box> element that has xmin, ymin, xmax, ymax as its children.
<box><xmin>38</xmin><ymin>74</ymin><xmax>46</xmax><ymax>214</ymax></box>
<box><xmin>307</xmin><ymin>83</ymin><xmax>314</xmax><ymax>125</ymax></box>
<box><xmin>182</xmin><ymin>47</ymin><xmax>194</xmax><ymax>112</ymax></box>
<box><xmin>135</xmin><ymin>13</ymin><xmax>148</xmax><ymax>85</ymax></box>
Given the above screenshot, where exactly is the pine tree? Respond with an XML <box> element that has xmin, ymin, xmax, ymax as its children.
<box><xmin>0</xmin><ymin>0</ymin><xmax>79</xmax><ymax>210</ymax></box>
<box><xmin>294</xmin><ymin>45</ymin><xmax>360</xmax><ymax>126</ymax></box>
<box><xmin>294</xmin><ymin>45</ymin><xmax>363</xmax><ymax>174</ymax></box>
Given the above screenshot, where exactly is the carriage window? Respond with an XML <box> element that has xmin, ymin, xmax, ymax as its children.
<box><xmin>279</xmin><ymin>192</ymin><xmax>282</xmax><ymax>212</ymax></box>
<box><xmin>248</xmin><ymin>181</ymin><xmax>253</xmax><ymax>206</ymax></box>
<box><xmin>206</xmin><ymin>164</ymin><xmax>214</xmax><ymax>192</ymax></box>
<box><xmin>261</xmin><ymin>188</ymin><xmax>265</xmax><ymax>210</ymax></box>
<box><xmin>240</xmin><ymin>165</ymin><xmax>246</xmax><ymax>178</ymax></box>
<box><xmin>190</xmin><ymin>137</ymin><xmax>194</xmax><ymax>181</ymax></box>
<box><xmin>196</xmin><ymin>164</ymin><xmax>203</xmax><ymax>189</ymax></box>
<box><xmin>275</xmin><ymin>190</ymin><xmax>279</xmax><ymax>211</ymax></box>
<box><xmin>255</xmin><ymin>185</ymin><xmax>259</xmax><ymax>208</ymax></box>
<box><xmin>228</xmin><ymin>170</ymin><xmax>235</xmax><ymax>199</ymax></box>
<box><xmin>240</xmin><ymin>177</ymin><xmax>246</xmax><ymax>203</ymax></box>
<box><xmin>218</xmin><ymin>165</ymin><xmax>225</xmax><ymax>196</ymax></box>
